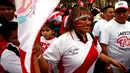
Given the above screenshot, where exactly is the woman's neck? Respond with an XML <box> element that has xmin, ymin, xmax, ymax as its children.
<box><xmin>75</xmin><ymin>31</ymin><xmax>87</xmax><ymax>43</ymax></box>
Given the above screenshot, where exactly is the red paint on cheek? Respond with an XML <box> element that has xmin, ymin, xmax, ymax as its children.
<box><xmin>75</xmin><ymin>21</ymin><xmax>84</xmax><ymax>27</ymax></box>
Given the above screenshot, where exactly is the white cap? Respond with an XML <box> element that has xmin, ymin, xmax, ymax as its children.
<box><xmin>115</xmin><ymin>1</ymin><xmax>128</xmax><ymax>11</ymax></box>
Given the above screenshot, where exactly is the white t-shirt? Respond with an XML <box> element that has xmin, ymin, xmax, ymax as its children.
<box><xmin>92</xmin><ymin>19</ymin><xmax>108</xmax><ymax>38</ymax></box>
<box><xmin>43</xmin><ymin>30</ymin><xmax>102</xmax><ymax>73</ymax></box>
<box><xmin>40</xmin><ymin>36</ymin><xmax>57</xmax><ymax>51</ymax></box>
<box><xmin>0</xmin><ymin>43</ymin><xmax>22</xmax><ymax>73</ymax></box>
<box><xmin>100</xmin><ymin>19</ymin><xmax>130</xmax><ymax>69</ymax></box>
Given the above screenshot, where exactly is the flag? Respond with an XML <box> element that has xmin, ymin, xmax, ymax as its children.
<box><xmin>78</xmin><ymin>0</ymin><xmax>87</xmax><ymax>7</ymax></box>
<box><xmin>88</xmin><ymin>0</ymin><xmax>95</xmax><ymax>3</ymax></box>
<box><xmin>14</xmin><ymin>0</ymin><xmax>60</xmax><ymax>73</ymax></box>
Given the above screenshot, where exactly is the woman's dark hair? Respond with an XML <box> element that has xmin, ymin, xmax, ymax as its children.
<box><xmin>65</xmin><ymin>6</ymin><xmax>93</xmax><ymax>31</ymax></box>
<box><xmin>42</xmin><ymin>21</ymin><xmax>55</xmax><ymax>31</ymax></box>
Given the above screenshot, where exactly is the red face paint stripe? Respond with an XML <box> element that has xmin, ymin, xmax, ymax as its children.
<box><xmin>19</xmin><ymin>49</ymin><xmax>28</xmax><ymax>73</ymax></box>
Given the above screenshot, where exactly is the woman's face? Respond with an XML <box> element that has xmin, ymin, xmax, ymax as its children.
<box><xmin>74</xmin><ymin>15</ymin><xmax>92</xmax><ymax>34</ymax></box>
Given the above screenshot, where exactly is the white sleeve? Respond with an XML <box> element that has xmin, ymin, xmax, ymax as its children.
<box><xmin>1</xmin><ymin>50</ymin><xmax>22</xmax><ymax>73</ymax></box>
<box><xmin>99</xmin><ymin>26</ymin><xmax>110</xmax><ymax>45</ymax></box>
<box><xmin>92</xmin><ymin>21</ymin><xmax>100</xmax><ymax>37</ymax></box>
<box><xmin>43</xmin><ymin>38</ymin><xmax>65</xmax><ymax>69</ymax></box>
<box><xmin>96</xmin><ymin>41</ymin><xmax>102</xmax><ymax>56</ymax></box>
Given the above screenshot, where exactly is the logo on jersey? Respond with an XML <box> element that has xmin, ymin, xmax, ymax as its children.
<box><xmin>68</xmin><ymin>48</ymin><xmax>79</xmax><ymax>55</ymax></box>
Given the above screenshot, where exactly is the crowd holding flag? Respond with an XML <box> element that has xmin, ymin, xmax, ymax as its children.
<box><xmin>14</xmin><ymin>0</ymin><xmax>96</xmax><ymax>72</ymax></box>
<box><xmin>14</xmin><ymin>0</ymin><xmax>60</xmax><ymax>73</ymax></box>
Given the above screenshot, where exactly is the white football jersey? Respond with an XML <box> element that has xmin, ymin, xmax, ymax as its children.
<box><xmin>43</xmin><ymin>30</ymin><xmax>102</xmax><ymax>73</ymax></box>
<box><xmin>40</xmin><ymin>36</ymin><xmax>57</xmax><ymax>51</ymax></box>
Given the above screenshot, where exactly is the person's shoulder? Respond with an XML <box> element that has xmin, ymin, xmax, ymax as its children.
<box><xmin>57</xmin><ymin>32</ymin><xmax>70</xmax><ymax>39</ymax></box>
<box><xmin>100</xmin><ymin>19</ymin><xmax>114</xmax><ymax>31</ymax></box>
<box><xmin>104</xmin><ymin>19</ymin><xmax>114</xmax><ymax>26</ymax></box>
<box><xmin>1</xmin><ymin>43</ymin><xmax>19</xmax><ymax>56</ymax></box>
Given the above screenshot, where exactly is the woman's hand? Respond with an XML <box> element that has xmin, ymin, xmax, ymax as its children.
<box><xmin>110</xmin><ymin>59</ymin><xmax>129</xmax><ymax>73</ymax></box>
<box><xmin>32</xmin><ymin>42</ymin><xmax>42</xmax><ymax>58</ymax></box>
<box><xmin>100</xmin><ymin>53</ymin><xmax>129</xmax><ymax>73</ymax></box>
<box><xmin>32</xmin><ymin>42</ymin><xmax>49</xmax><ymax>73</ymax></box>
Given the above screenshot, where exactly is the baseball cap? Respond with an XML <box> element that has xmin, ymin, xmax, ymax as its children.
<box><xmin>115</xmin><ymin>1</ymin><xmax>128</xmax><ymax>11</ymax></box>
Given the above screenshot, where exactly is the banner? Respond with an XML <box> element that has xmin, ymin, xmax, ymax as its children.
<box><xmin>78</xmin><ymin>0</ymin><xmax>87</xmax><ymax>7</ymax></box>
<box><xmin>15</xmin><ymin>0</ymin><xmax>60</xmax><ymax>73</ymax></box>
<box><xmin>78</xmin><ymin>0</ymin><xmax>84</xmax><ymax>7</ymax></box>
<box><xmin>88</xmin><ymin>0</ymin><xmax>95</xmax><ymax>3</ymax></box>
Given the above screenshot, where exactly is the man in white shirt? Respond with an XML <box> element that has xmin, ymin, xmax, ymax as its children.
<box><xmin>92</xmin><ymin>5</ymin><xmax>115</xmax><ymax>73</ymax></box>
<box><xmin>100</xmin><ymin>1</ymin><xmax>130</xmax><ymax>73</ymax></box>
<box><xmin>92</xmin><ymin>5</ymin><xmax>114</xmax><ymax>39</ymax></box>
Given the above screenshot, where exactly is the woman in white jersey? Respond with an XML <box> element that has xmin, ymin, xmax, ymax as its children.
<box><xmin>33</xmin><ymin>6</ymin><xmax>128</xmax><ymax>73</ymax></box>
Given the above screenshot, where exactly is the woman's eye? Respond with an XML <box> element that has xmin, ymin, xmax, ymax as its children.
<box><xmin>46</xmin><ymin>30</ymin><xmax>50</xmax><ymax>31</ymax></box>
<box><xmin>81</xmin><ymin>18</ymin><xmax>86</xmax><ymax>20</ymax></box>
<box><xmin>80</xmin><ymin>17</ymin><xmax>91</xmax><ymax>21</ymax></box>
<box><xmin>88</xmin><ymin>18</ymin><xmax>91</xmax><ymax>21</ymax></box>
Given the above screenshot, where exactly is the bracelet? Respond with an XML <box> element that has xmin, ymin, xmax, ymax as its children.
<box><xmin>37</xmin><ymin>54</ymin><xmax>42</xmax><ymax>59</ymax></box>
<box><xmin>106</xmin><ymin>66</ymin><xmax>111</xmax><ymax>69</ymax></box>
<box><xmin>106</xmin><ymin>64</ymin><xmax>111</xmax><ymax>69</ymax></box>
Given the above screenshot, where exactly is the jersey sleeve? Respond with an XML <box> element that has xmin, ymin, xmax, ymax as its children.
<box><xmin>99</xmin><ymin>25</ymin><xmax>110</xmax><ymax>45</ymax></box>
<box><xmin>1</xmin><ymin>50</ymin><xmax>22</xmax><ymax>73</ymax></box>
<box><xmin>92</xmin><ymin>21</ymin><xmax>100</xmax><ymax>37</ymax></box>
<box><xmin>96</xmin><ymin>41</ymin><xmax>102</xmax><ymax>56</ymax></box>
<box><xmin>43</xmin><ymin>37</ymin><xmax>65</xmax><ymax>69</ymax></box>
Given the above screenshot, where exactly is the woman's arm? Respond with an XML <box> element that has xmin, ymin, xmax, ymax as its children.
<box><xmin>38</xmin><ymin>55</ymin><xmax>49</xmax><ymax>73</ymax></box>
<box><xmin>100</xmin><ymin>43</ymin><xmax>108</xmax><ymax>55</ymax></box>
<box><xmin>99</xmin><ymin>53</ymin><xmax>129</xmax><ymax>73</ymax></box>
<box><xmin>33</xmin><ymin>42</ymin><xmax>49</xmax><ymax>73</ymax></box>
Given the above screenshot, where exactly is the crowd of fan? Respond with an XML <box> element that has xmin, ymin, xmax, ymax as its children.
<box><xmin>0</xmin><ymin>0</ymin><xmax>130</xmax><ymax>73</ymax></box>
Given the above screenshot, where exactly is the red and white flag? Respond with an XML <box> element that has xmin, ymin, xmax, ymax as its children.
<box><xmin>88</xmin><ymin>0</ymin><xmax>95</xmax><ymax>3</ymax></box>
<box><xmin>14</xmin><ymin>0</ymin><xmax>60</xmax><ymax>73</ymax></box>
<box><xmin>78</xmin><ymin>0</ymin><xmax>87</xmax><ymax>7</ymax></box>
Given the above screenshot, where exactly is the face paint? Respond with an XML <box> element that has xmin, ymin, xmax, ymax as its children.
<box><xmin>74</xmin><ymin>14</ymin><xmax>91</xmax><ymax>21</ymax></box>
<box><xmin>75</xmin><ymin>21</ymin><xmax>84</xmax><ymax>27</ymax></box>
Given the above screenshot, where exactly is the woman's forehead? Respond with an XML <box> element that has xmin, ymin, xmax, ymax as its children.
<box><xmin>74</xmin><ymin>14</ymin><xmax>91</xmax><ymax>21</ymax></box>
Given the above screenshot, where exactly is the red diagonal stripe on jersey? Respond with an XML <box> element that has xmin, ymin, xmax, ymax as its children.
<box><xmin>73</xmin><ymin>41</ymin><xmax>98</xmax><ymax>73</ymax></box>
<box><xmin>19</xmin><ymin>49</ymin><xmax>28</xmax><ymax>73</ymax></box>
